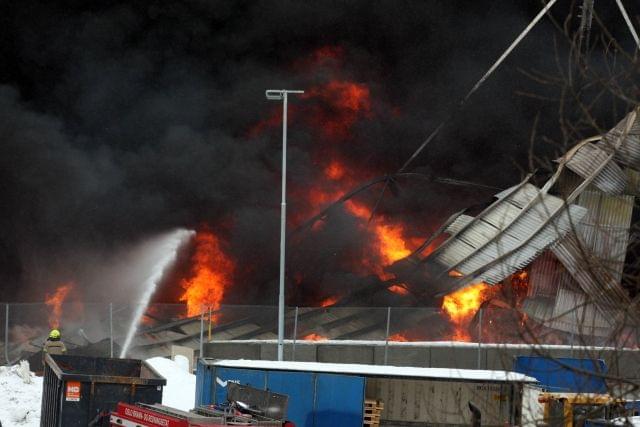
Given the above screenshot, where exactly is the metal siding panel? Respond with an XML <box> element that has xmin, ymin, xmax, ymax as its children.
<box><xmin>457</xmin><ymin>220</ymin><xmax>502</xmax><ymax>247</ymax></box>
<box><xmin>445</xmin><ymin>214</ymin><xmax>474</xmax><ymax>235</ymax></box>
<box><xmin>553</xmin><ymin>233</ymin><xmax>630</xmax><ymax>309</ymax></box>
<box><xmin>435</xmin><ymin>239</ymin><xmax>476</xmax><ymax>266</ymax></box>
<box><xmin>527</xmin><ymin>251</ymin><xmax>564</xmax><ymax>298</ymax></box>
<box><xmin>565</xmin><ymin>143</ymin><xmax>626</xmax><ymax>194</ymax></box>
<box><xmin>508</xmin><ymin>183</ymin><xmax>545</xmax><ymax>208</ymax></box>
<box><xmin>314</xmin><ymin>373</ymin><xmax>365</xmax><ymax>427</ymax></box>
<box><xmin>213</xmin><ymin>367</ymin><xmax>267</xmax><ymax>405</ymax></box>
<box><xmin>483</xmin><ymin>202</ymin><xmax>525</xmax><ymax>228</ymax></box>
<box><xmin>195</xmin><ymin>360</ymin><xmax>212</xmax><ymax>406</ymax></box>
<box><xmin>266</xmin><ymin>371</ymin><xmax>315</xmax><ymax>427</ymax></box>
<box><xmin>598</xmin><ymin>111</ymin><xmax>640</xmax><ymax>169</ymax></box>
<box><xmin>469</xmin><ymin>204</ymin><xmax>587</xmax><ymax>286</ymax></box>
<box><xmin>514</xmin><ymin>357</ymin><xmax>607</xmax><ymax>393</ymax></box>
<box><xmin>577</xmin><ymin>191</ymin><xmax>634</xmax><ymax>283</ymax></box>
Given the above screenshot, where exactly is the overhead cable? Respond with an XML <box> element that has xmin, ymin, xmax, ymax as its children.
<box><xmin>399</xmin><ymin>0</ymin><xmax>559</xmax><ymax>172</ymax></box>
<box><xmin>615</xmin><ymin>0</ymin><xmax>640</xmax><ymax>50</ymax></box>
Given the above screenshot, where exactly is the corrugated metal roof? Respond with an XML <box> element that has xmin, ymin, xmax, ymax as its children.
<box><xmin>552</xmin><ymin>232</ymin><xmax>630</xmax><ymax>309</ymax></box>
<box><xmin>527</xmin><ymin>251</ymin><xmax>565</xmax><ymax>298</ymax></box>
<box><xmin>576</xmin><ymin>191</ymin><xmax>634</xmax><ymax>283</ymax></box>
<box><xmin>405</xmin><ymin>108</ymin><xmax>639</xmax><ymax>331</ymax></box>
<box><xmin>551</xmin><ymin>281</ymin><xmax>613</xmax><ymax>330</ymax></box>
<box><xmin>428</xmin><ymin>178</ymin><xmax>587</xmax><ymax>288</ymax></box>
<box><xmin>563</xmin><ymin>143</ymin><xmax>627</xmax><ymax>194</ymax></box>
<box><xmin>444</xmin><ymin>214</ymin><xmax>474</xmax><ymax>236</ymax></box>
<box><xmin>598</xmin><ymin>110</ymin><xmax>640</xmax><ymax>169</ymax></box>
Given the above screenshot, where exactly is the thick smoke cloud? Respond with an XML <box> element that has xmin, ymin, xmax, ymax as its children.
<box><xmin>0</xmin><ymin>0</ymin><xmax>637</xmax><ymax>303</ymax></box>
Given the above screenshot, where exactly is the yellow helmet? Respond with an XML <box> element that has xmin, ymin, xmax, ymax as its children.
<box><xmin>49</xmin><ymin>329</ymin><xmax>61</xmax><ymax>339</ymax></box>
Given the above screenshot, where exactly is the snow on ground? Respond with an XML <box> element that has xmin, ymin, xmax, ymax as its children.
<box><xmin>146</xmin><ymin>356</ymin><xmax>196</xmax><ymax>411</ymax></box>
<box><xmin>0</xmin><ymin>357</ymin><xmax>195</xmax><ymax>427</ymax></box>
<box><xmin>0</xmin><ymin>362</ymin><xmax>42</xmax><ymax>427</ymax></box>
<box><xmin>611</xmin><ymin>416</ymin><xmax>640</xmax><ymax>426</ymax></box>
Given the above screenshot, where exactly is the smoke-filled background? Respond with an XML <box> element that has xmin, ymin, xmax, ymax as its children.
<box><xmin>0</xmin><ymin>0</ymin><xmax>638</xmax><ymax>307</ymax></box>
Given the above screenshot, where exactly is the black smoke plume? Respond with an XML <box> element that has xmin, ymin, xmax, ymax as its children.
<box><xmin>0</xmin><ymin>0</ymin><xmax>638</xmax><ymax>304</ymax></box>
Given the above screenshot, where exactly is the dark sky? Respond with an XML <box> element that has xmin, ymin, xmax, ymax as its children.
<box><xmin>0</xmin><ymin>0</ymin><xmax>638</xmax><ymax>303</ymax></box>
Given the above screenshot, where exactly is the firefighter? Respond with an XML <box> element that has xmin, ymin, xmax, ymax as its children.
<box><xmin>43</xmin><ymin>329</ymin><xmax>67</xmax><ymax>356</ymax></box>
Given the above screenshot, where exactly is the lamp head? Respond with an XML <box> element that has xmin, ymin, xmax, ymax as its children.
<box><xmin>265</xmin><ymin>90</ymin><xmax>284</xmax><ymax>100</ymax></box>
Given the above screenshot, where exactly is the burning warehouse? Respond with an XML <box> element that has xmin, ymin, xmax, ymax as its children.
<box><xmin>390</xmin><ymin>108</ymin><xmax>640</xmax><ymax>340</ymax></box>
<box><xmin>1</xmin><ymin>0</ymin><xmax>640</xmax><ymax>363</ymax></box>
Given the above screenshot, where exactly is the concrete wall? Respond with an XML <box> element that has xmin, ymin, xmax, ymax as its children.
<box><xmin>203</xmin><ymin>340</ymin><xmax>640</xmax><ymax>381</ymax></box>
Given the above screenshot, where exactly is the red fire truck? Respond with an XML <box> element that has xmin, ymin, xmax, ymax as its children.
<box><xmin>110</xmin><ymin>402</ymin><xmax>291</xmax><ymax>427</ymax></box>
<box><xmin>110</xmin><ymin>383</ymin><xmax>293</xmax><ymax>427</ymax></box>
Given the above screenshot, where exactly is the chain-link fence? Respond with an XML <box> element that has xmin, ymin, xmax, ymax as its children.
<box><xmin>0</xmin><ymin>302</ymin><xmax>625</xmax><ymax>365</ymax></box>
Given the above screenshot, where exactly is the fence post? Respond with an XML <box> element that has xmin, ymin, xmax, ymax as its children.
<box><xmin>4</xmin><ymin>304</ymin><xmax>9</xmax><ymax>365</ymax></box>
<box><xmin>570</xmin><ymin>330</ymin><xmax>575</xmax><ymax>356</ymax></box>
<box><xmin>384</xmin><ymin>307</ymin><xmax>391</xmax><ymax>365</ymax></box>
<box><xmin>109</xmin><ymin>303</ymin><xmax>113</xmax><ymax>358</ymax></box>
<box><xmin>477</xmin><ymin>308</ymin><xmax>483</xmax><ymax>369</ymax></box>
<box><xmin>199</xmin><ymin>308</ymin><xmax>205</xmax><ymax>359</ymax></box>
<box><xmin>292</xmin><ymin>306</ymin><xmax>299</xmax><ymax>361</ymax></box>
<box><xmin>208</xmin><ymin>306</ymin><xmax>212</xmax><ymax>342</ymax></box>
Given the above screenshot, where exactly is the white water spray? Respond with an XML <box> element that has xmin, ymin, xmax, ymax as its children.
<box><xmin>120</xmin><ymin>228</ymin><xmax>194</xmax><ymax>358</ymax></box>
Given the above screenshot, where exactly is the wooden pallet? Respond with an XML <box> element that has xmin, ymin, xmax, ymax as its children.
<box><xmin>363</xmin><ymin>398</ymin><xmax>384</xmax><ymax>426</ymax></box>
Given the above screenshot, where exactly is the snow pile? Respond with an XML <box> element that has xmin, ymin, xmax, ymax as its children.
<box><xmin>611</xmin><ymin>416</ymin><xmax>640</xmax><ymax>426</ymax></box>
<box><xmin>146</xmin><ymin>356</ymin><xmax>196</xmax><ymax>411</ymax></box>
<box><xmin>0</xmin><ymin>361</ymin><xmax>43</xmax><ymax>427</ymax></box>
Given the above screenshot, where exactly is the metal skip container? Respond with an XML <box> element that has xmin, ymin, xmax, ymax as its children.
<box><xmin>40</xmin><ymin>354</ymin><xmax>166</xmax><ymax>427</ymax></box>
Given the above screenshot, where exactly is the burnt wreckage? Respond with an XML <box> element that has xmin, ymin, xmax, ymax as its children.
<box><xmin>391</xmin><ymin>107</ymin><xmax>640</xmax><ymax>337</ymax></box>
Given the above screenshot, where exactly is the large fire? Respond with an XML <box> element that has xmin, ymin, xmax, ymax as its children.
<box><xmin>171</xmin><ymin>45</ymin><xmax>513</xmax><ymax>345</ymax></box>
<box><xmin>180</xmin><ymin>229</ymin><xmax>234</xmax><ymax>317</ymax></box>
<box><xmin>442</xmin><ymin>282</ymin><xmax>496</xmax><ymax>341</ymax></box>
<box><xmin>45</xmin><ymin>283</ymin><xmax>74</xmax><ymax>329</ymax></box>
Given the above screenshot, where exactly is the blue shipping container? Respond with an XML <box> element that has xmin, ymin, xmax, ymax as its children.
<box><xmin>513</xmin><ymin>356</ymin><xmax>607</xmax><ymax>393</ymax></box>
<box><xmin>196</xmin><ymin>360</ymin><xmax>365</xmax><ymax>427</ymax></box>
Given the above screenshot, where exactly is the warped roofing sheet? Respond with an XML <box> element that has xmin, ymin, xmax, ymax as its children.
<box><xmin>426</xmin><ymin>180</ymin><xmax>587</xmax><ymax>289</ymax></box>
<box><xmin>598</xmin><ymin>111</ymin><xmax>640</xmax><ymax>170</ymax></box>
<box><xmin>564</xmin><ymin>143</ymin><xmax>627</xmax><ymax>194</ymax></box>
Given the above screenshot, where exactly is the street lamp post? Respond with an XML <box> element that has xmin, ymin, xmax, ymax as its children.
<box><xmin>265</xmin><ymin>89</ymin><xmax>304</xmax><ymax>361</ymax></box>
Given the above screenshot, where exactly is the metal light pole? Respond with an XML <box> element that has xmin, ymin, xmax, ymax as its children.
<box><xmin>265</xmin><ymin>89</ymin><xmax>304</xmax><ymax>361</ymax></box>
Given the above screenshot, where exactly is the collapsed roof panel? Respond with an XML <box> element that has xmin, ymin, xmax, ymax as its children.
<box><xmin>394</xmin><ymin>108</ymin><xmax>639</xmax><ymax>314</ymax></box>
<box><xmin>427</xmin><ymin>179</ymin><xmax>587</xmax><ymax>290</ymax></box>
<box><xmin>598</xmin><ymin>112</ymin><xmax>640</xmax><ymax>169</ymax></box>
<box><xmin>564</xmin><ymin>143</ymin><xmax>627</xmax><ymax>194</ymax></box>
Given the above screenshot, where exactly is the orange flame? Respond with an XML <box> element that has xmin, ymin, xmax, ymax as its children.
<box><xmin>180</xmin><ymin>229</ymin><xmax>233</xmax><ymax>317</ymax></box>
<box><xmin>324</xmin><ymin>160</ymin><xmax>346</xmax><ymax>181</ymax></box>
<box><xmin>320</xmin><ymin>296</ymin><xmax>339</xmax><ymax>307</ymax></box>
<box><xmin>442</xmin><ymin>282</ymin><xmax>495</xmax><ymax>341</ymax></box>
<box><xmin>304</xmin><ymin>80</ymin><xmax>372</xmax><ymax>139</ymax></box>
<box><xmin>45</xmin><ymin>283</ymin><xmax>73</xmax><ymax>329</ymax></box>
<box><xmin>388</xmin><ymin>333</ymin><xmax>409</xmax><ymax>342</ymax></box>
<box><xmin>387</xmin><ymin>284</ymin><xmax>409</xmax><ymax>295</ymax></box>
<box><xmin>375</xmin><ymin>223</ymin><xmax>411</xmax><ymax>266</ymax></box>
<box><xmin>303</xmin><ymin>333</ymin><xmax>328</xmax><ymax>341</ymax></box>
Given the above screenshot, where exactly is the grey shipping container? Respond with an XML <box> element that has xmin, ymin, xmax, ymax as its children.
<box><xmin>40</xmin><ymin>354</ymin><xmax>166</xmax><ymax>427</ymax></box>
